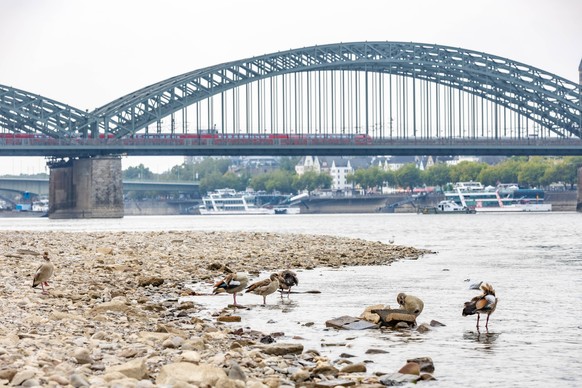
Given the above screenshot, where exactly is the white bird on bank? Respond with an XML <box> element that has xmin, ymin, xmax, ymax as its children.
<box><xmin>213</xmin><ymin>272</ymin><xmax>249</xmax><ymax>306</ymax></box>
<box><xmin>32</xmin><ymin>251</ymin><xmax>54</xmax><ymax>294</ymax></box>
<box><xmin>246</xmin><ymin>273</ymin><xmax>280</xmax><ymax>305</ymax></box>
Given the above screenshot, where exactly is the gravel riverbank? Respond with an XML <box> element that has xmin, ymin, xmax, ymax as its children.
<box><xmin>0</xmin><ymin>231</ymin><xmax>433</xmax><ymax>387</ymax></box>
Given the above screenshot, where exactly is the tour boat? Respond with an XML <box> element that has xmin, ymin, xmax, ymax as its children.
<box><xmin>198</xmin><ymin>189</ymin><xmax>273</xmax><ymax>215</ymax></box>
<box><xmin>444</xmin><ymin>182</ymin><xmax>552</xmax><ymax>213</ymax></box>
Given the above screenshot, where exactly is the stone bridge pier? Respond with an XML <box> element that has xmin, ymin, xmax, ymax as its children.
<box><xmin>578</xmin><ymin>167</ymin><xmax>582</xmax><ymax>213</ymax></box>
<box><xmin>48</xmin><ymin>156</ymin><xmax>124</xmax><ymax>219</ymax></box>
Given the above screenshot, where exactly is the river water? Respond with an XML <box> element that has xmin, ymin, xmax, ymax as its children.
<box><xmin>2</xmin><ymin>212</ymin><xmax>581</xmax><ymax>387</ymax></box>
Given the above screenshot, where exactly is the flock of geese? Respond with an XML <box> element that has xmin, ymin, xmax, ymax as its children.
<box><xmin>30</xmin><ymin>253</ymin><xmax>498</xmax><ymax>330</ymax></box>
<box><xmin>211</xmin><ymin>270</ymin><xmax>498</xmax><ymax>330</ymax></box>
<box><xmin>212</xmin><ymin>270</ymin><xmax>299</xmax><ymax>306</ymax></box>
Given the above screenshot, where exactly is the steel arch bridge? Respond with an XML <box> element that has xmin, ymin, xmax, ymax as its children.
<box><xmin>1</xmin><ymin>41</ymin><xmax>581</xmax><ymax>145</ymax></box>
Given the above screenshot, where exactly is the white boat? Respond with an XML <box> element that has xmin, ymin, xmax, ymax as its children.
<box><xmin>198</xmin><ymin>189</ymin><xmax>273</xmax><ymax>215</ymax></box>
<box><xmin>444</xmin><ymin>182</ymin><xmax>552</xmax><ymax>213</ymax></box>
<box><xmin>272</xmin><ymin>206</ymin><xmax>301</xmax><ymax>215</ymax></box>
<box><xmin>32</xmin><ymin>199</ymin><xmax>49</xmax><ymax>212</ymax></box>
<box><xmin>419</xmin><ymin>199</ymin><xmax>475</xmax><ymax>214</ymax></box>
<box><xmin>436</xmin><ymin>200</ymin><xmax>474</xmax><ymax>213</ymax></box>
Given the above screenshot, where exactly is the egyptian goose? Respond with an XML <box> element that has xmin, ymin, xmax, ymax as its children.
<box><xmin>32</xmin><ymin>251</ymin><xmax>54</xmax><ymax>294</ymax></box>
<box><xmin>462</xmin><ymin>283</ymin><xmax>498</xmax><ymax>329</ymax></box>
<box><xmin>278</xmin><ymin>270</ymin><xmax>298</xmax><ymax>297</ymax></box>
<box><xmin>213</xmin><ymin>272</ymin><xmax>249</xmax><ymax>306</ymax></box>
<box><xmin>397</xmin><ymin>292</ymin><xmax>424</xmax><ymax>317</ymax></box>
<box><xmin>246</xmin><ymin>273</ymin><xmax>280</xmax><ymax>305</ymax></box>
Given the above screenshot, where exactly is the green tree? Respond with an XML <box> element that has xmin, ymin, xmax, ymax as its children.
<box><xmin>517</xmin><ymin>157</ymin><xmax>548</xmax><ymax>188</ymax></box>
<box><xmin>423</xmin><ymin>164</ymin><xmax>450</xmax><ymax>187</ymax></box>
<box><xmin>249</xmin><ymin>174</ymin><xmax>270</xmax><ymax>192</ymax></box>
<box><xmin>180</xmin><ymin>157</ymin><xmax>231</xmax><ymax>181</ymax></box>
<box><xmin>222</xmin><ymin>172</ymin><xmax>247</xmax><ymax>191</ymax></box>
<box><xmin>265</xmin><ymin>170</ymin><xmax>296</xmax><ymax>193</ymax></box>
<box><xmin>248</xmin><ymin>170</ymin><xmax>297</xmax><ymax>193</ymax></box>
<box><xmin>123</xmin><ymin>164</ymin><xmax>154</xmax><ymax>180</ymax></box>
<box><xmin>347</xmin><ymin>166</ymin><xmax>392</xmax><ymax>192</ymax></box>
<box><xmin>561</xmin><ymin>156</ymin><xmax>582</xmax><ymax>188</ymax></box>
<box><xmin>279</xmin><ymin>156</ymin><xmax>301</xmax><ymax>172</ymax></box>
<box><xmin>449</xmin><ymin>161</ymin><xmax>488</xmax><ymax>183</ymax></box>
<box><xmin>200</xmin><ymin>171</ymin><xmax>227</xmax><ymax>193</ymax></box>
<box><xmin>395</xmin><ymin>164</ymin><xmax>422</xmax><ymax>191</ymax></box>
<box><xmin>294</xmin><ymin>171</ymin><xmax>331</xmax><ymax>192</ymax></box>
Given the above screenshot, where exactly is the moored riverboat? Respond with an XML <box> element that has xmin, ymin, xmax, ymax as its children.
<box><xmin>445</xmin><ymin>182</ymin><xmax>552</xmax><ymax>213</ymax></box>
<box><xmin>198</xmin><ymin>189</ymin><xmax>273</xmax><ymax>215</ymax></box>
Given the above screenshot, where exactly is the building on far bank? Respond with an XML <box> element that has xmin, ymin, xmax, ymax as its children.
<box><xmin>295</xmin><ymin>156</ymin><xmax>372</xmax><ymax>192</ymax></box>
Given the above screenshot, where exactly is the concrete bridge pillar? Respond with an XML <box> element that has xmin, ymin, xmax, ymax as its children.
<box><xmin>578</xmin><ymin>167</ymin><xmax>582</xmax><ymax>212</ymax></box>
<box><xmin>48</xmin><ymin>156</ymin><xmax>124</xmax><ymax>219</ymax></box>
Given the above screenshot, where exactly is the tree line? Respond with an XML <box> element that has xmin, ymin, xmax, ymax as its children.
<box><xmin>122</xmin><ymin>156</ymin><xmax>582</xmax><ymax>199</ymax></box>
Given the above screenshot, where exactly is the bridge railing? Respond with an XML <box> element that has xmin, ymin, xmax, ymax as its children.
<box><xmin>2</xmin><ymin>134</ymin><xmax>582</xmax><ymax>148</ymax></box>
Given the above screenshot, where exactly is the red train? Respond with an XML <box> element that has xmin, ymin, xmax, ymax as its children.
<box><xmin>0</xmin><ymin>132</ymin><xmax>373</xmax><ymax>146</ymax></box>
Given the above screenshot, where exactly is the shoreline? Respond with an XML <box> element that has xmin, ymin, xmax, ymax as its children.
<box><xmin>0</xmin><ymin>231</ymin><xmax>433</xmax><ymax>387</ymax></box>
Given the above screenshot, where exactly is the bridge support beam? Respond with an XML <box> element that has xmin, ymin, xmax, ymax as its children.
<box><xmin>48</xmin><ymin>156</ymin><xmax>124</xmax><ymax>219</ymax></box>
<box><xmin>578</xmin><ymin>167</ymin><xmax>582</xmax><ymax>213</ymax></box>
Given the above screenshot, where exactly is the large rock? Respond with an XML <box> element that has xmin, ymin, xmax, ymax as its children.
<box><xmin>371</xmin><ymin>309</ymin><xmax>416</xmax><ymax>327</ymax></box>
<box><xmin>73</xmin><ymin>347</ymin><xmax>93</xmax><ymax>364</ymax></box>
<box><xmin>88</xmin><ymin>300</ymin><xmax>129</xmax><ymax>315</ymax></box>
<box><xmin>360</xmin><ymin>304</ymin><xmax>388</xmax><ymax>324</ymax></box>
<box><xmin>314</xmin><ymin>379</ymin><xmax>356</xmax><ymax>387</ymax></box>
<box><xmin>398</xmin><ymin>362</ymin><xmax>420</xmax><ymax>375</ymax></box>
<box><xmin>10</xmin><ymin>370</ymin><xmax>36</xmax><ymax>386</ymax></box>
<box><xmin>138</xmin><ymin>331</ymin><xmax>172</xmax><ymax>343</ymax></box>
<box><xmin>256</xmin><ymin>343</ymin><xmax>304</xmax><ymax>355</ymax></box>
<box><xmin>156</xmin><ymin>362</ymin><xmax>227</xmax><ymax>386</ymax></box>
<box><xmin>325</xmin><ymin>316</ymin><xmax>378</xmax><ymax>330</ymax></box>
<box><xmin>138</xmin><ymin>276</ymin><xmax>164</xmax><ymax>287</ymax></box>
<box><xmin>379</xmin><ymin>372</ymin><xmax>419</xmax><ymax>385</ymax></box>
<box><xmin>339</xmin><ymin>362</ymin><xmax>367</xmax><ymax>373</ymax></box>
<box><xmin>0</xmin><ymin>369</ymin><xmax>17</xmax><ymax>382</ymax></box>
<box><xmin>105</xmin><ymin>358</ymin><xmax>148</xmax><ymax>380</ymax></box>
<box><xmin>407</xmin><ymin>357</ymin><xmax>435</xmax><ymax>373</ymax></box>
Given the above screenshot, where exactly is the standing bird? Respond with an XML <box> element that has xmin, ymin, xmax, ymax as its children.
<box><xmin>278</xmin><ymin>270</ymin><xmax>298</xmax><ymax>298</ymax></box>
<box><xmin>246</xmin><ymin>273</ymin><xmax>280</xmax><ymax>305</ymax></box>
<box><xmin>213</xmin><ymin>272</ymin><xmax>249</xmax><ymax>306</ymax></box>
<box><xmin>462</xmin><ymin>283</ymin><xmax>498</xmax><ymax>330</ymax></box>
<box><xmin>397</xmin><ymin>292</ymin><xmax>424</xmax><ymax>317</ymax></box>
<box><xmin>32</xmin><ymin>251</ymin><xmax>55</xmax><ymax>294</ymax></box>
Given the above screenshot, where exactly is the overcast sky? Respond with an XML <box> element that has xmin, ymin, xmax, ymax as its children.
<box><xmin>1</xmin><ymin>0</ymin><xmax>581</xmax><ymax>175</ymax></box>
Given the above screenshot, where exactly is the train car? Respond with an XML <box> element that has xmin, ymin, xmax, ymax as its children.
<box><xmin>1</xmin><ymin>131</ymin><xmax>373</xmax><ymax>147</ymax></box>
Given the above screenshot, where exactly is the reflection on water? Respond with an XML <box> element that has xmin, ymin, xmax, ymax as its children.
<box><xmin>463</xmin><ymin>331</ymin><xmax>500</xmax><ymax>352</ymax></box>
<box><xmin>2</xmin><ymin>213</ymin><xmax>582</xmax><ymax>387</ymax></box>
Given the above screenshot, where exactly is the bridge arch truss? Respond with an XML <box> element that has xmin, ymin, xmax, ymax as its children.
<box><xmin>92</xmin><ymin>41</ymin><xmax>581</xmax><ymax>141</ymax></box>
<box><xmin>1</xmin><ymin>41</ymin><xmax>581</xmax><ymax>141</ymax></box>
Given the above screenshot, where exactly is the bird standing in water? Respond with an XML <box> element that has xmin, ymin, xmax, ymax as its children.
<box><xmin>246</xmin><ymin>273</ymin><xmax>280</xmax><ymax>305</ymax></box>
<box><xmin>32</xmin><ymin>251</ymin><xmax>54</xmax><ymax>294</ymax></box>
<box><xmin>277</xmin><ymin>270</ymin><xmax>298</xmax><ymax>298</ymax></box>
<box><xmin>462</xmin><ymin>283</ymin><xmax>498</xmax><ymax>330</ymax></box>
<box><xmin>213</xmin><ymin>272</ymin><xmax>249</xmax><ymax>306</ymax></box>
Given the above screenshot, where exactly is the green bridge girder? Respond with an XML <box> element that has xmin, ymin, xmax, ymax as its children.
<box><xmin>0</xmin><ymin>177</ymin><xmax>199</xmax><ymax>197</ymax></box>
